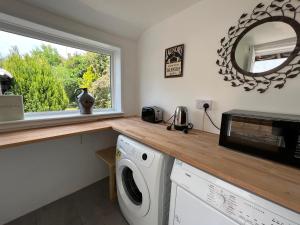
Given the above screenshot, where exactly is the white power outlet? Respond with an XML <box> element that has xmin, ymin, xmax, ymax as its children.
<box><xmin>196</xmin><ymin>99</ymin><xmax>212</xmax><ymax>111</ymax></box>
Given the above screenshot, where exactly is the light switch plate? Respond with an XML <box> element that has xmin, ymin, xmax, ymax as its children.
<box><xmin>196</xmin><ymin>99</ymin><xmax>212</xmax><ymax>111</ymax></box>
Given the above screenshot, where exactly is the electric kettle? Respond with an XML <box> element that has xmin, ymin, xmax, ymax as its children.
<box><xmin>174</xmin><ymin>106</ymin><xmax>189</xmax><ymax>130</ymax></box>
<box><xmin>167</xmin><ymin>106</ymin><xmax>193</xmax><ymax>133</ymax></box>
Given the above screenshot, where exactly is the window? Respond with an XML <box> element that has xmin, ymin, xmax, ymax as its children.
<box><xmin>0</xmin><ymin>13</ymin><xmax>122</xmax><ymax>118</ymax></box>
<box><xmin>249</xmin><ymin>38</ymin><xmax>296</xmax><ymax>73</ymax></box>
<box><xmin>252</xmin><ymin>56</ymin><xmax>287</xmax><ymax>73</ymax></box>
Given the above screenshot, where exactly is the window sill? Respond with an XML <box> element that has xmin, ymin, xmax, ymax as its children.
<box><xmin>0</xmin><ymin>110</ymin><xmax>124</xmax><ymax>133</ymax></box>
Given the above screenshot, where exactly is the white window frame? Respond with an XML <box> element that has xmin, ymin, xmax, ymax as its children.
<box><xmin>0</xmin><ymin>13</ymin><xmax>123</xmax><ymax>130</ymax></box>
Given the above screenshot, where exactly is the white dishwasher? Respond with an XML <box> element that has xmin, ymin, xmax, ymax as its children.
<box><xmin>168</xmin><ymin>159</ymin><xmax>300</xmax><ymax>225</ymax></box>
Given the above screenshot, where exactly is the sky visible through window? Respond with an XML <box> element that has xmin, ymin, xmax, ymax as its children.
<box><xmin>0</xmin><ymin>30</ymin><xmax>112</xmax><ymax>113</ymax></box>
<box><xmin>252</xmin><ymin>58</ymin><xmax>287</xmax><ymax>73</ymax></box>
<box><xmin>0</xmin><ymin>30</ymin><xmax>86</xmax><ymax>58</ymax></box>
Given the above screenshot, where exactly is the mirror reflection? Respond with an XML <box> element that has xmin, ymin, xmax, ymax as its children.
<box><xmin>234</xmin><ymin>21</ymin><xmax>297</xmax><ymax>74</ymax></box>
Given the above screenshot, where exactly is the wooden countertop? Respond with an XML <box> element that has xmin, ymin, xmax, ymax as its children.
<box><xmin>0</xmin><ymin>117</ymin><xmax>299</xmax><ymax>213</ymax></box>
<box><xmin>0</xmin><ymin>121</ymin><xmax>111</xmax><ymax>149</ymax></box>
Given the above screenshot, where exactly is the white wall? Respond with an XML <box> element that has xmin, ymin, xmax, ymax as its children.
<box><xmin>0</xmin><ymin>130</ymin><xmax>119</xmax><ymax>224</ymax></box>
<box><xmin>137</xmin><ymin>0</ymin><xmax>300</xmax><ymax>133</ymax></box>
<box><xmin>0</xmin><ymin>0</ymin><xmax>138</xmax><ymax>116</ymax></box>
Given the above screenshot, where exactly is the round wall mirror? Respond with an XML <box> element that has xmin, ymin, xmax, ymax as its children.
<box><xmin>231</xmin><ymin>17</ymin><xmax>300</xmax><ymax>77</ymax></box>
<box><xmin>234</xmin><ymin>21</ymin><xmax>297</xmax><ymax>75</ymax></box>
<box><xmin>217</xmin><ymin>1</ymin><xmax>300</xmax><ymax>93</ymax></box>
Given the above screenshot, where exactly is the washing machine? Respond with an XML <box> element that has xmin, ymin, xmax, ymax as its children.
<box><xmin>116</xmin><ymin>135</ymin><xmax>174</xmax><ymax>225</ymax></box>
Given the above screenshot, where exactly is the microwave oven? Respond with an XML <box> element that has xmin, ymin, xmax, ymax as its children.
<box><xmin>219</xmin><ymin>110</ymin><xmax>300</xmax><ymax>168</ymax></box>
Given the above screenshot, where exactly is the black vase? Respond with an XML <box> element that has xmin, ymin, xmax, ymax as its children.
<box><xmin>76</xmin><ymin>88</ymin><xmax>95</xmax><ymax>114</ymax></box>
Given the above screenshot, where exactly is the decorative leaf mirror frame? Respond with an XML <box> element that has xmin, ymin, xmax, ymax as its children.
<box><xmin>217</xmin><ymin>0</ymin><xmax>300</xmax><ymax>93</ymax></box>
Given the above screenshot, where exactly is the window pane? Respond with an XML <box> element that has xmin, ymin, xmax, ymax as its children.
<box><xmin>252</xmin><ymin>58</ymin><xmax>287</xmax><ymax>73</ymax></box>
<box><xmin>0</xmin><ymin>30</ymin><xmax>112</xmax><ymax>113</ymax></box>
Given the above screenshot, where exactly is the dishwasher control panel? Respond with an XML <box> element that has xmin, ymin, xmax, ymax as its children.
<box><xmin>205</xmin><ymin>183</ymin><xmax>297</xmax><ymax>225</ymax></box>
<box><xmin>171</xmin><ymin>160</ymin><xmax>299</xmax><ymax>225</ymax></box>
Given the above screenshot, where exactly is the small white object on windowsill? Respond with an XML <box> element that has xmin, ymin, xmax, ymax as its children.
<box><xmin>0</xmin><ymin>95</ymin><xmax>24</xmax><ymax>122</ymax></box>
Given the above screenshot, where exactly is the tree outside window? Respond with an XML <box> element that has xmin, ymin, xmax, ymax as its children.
<box><xmin>0</xmin><ymin>30</ymin><xmax>112</xmax><ymax>113</ymax></box>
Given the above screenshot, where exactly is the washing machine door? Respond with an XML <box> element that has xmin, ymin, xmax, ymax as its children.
<box><xmin>117</xmin><ymin>158</ymin><xmax>150</xmax><ymax>217</ymax></box>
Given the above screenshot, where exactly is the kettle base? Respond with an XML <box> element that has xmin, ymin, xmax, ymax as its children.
<box><xmin>174</xmin><ymin>125</ymin><xmax>188</xmax><ymax>131</ymax></box>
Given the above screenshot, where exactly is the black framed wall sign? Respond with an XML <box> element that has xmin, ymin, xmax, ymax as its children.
<box><xmin>165</xmin><ymin>44</ymin><xmax>184</xmax><ymax>78</ymax></box>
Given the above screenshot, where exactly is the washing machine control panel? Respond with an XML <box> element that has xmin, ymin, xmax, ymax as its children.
<box><xmin>171</xmin><ymin>161</ymin><xmax>299</xmax><ymax>225</ymax></box>
<box><xmin>117</xmin><ymin>136</ymin><xmax>155</xmax><ymax>167</ymax></box>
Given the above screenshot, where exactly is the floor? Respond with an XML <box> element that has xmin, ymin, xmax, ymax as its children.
<box><xmin>5</xmin><ymin>178</ymin><xmax>128</xmax><ymax>225</ymax></box>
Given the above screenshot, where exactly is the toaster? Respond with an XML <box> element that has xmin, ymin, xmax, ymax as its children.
<box><xmin>142</xmin><ymin>106</ymin><xmax>163</xmax><ymax>123</ymax></box>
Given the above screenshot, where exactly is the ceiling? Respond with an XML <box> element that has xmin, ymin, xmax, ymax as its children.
<box><xmin>244</xmin><ymin>21</ymin><xmax>296</xmax><ymax>45</ymax></box>
<box><xmin>20</xmin><ymin>0</ymin><xmax>202</xmax><ymax>40</ymax></box>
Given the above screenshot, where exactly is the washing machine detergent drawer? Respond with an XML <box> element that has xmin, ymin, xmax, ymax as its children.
<box><xmin>117</xmin><ymin>135</ymin><xmax>155</xmax><ymax>167</ymax></box>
